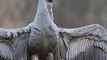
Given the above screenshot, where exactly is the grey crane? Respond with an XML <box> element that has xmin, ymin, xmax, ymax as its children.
<box><xmin>0</xmin><ymin>0</ymin><xmax>107</xmax><ymax>60</ymax></box>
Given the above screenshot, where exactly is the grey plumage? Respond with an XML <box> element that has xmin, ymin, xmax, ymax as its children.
<box><xmin>59</xmin><ymin>24</ymin><xmax>107</xmax><ymax>60</ymax></box>
<box><xmin>0</xmin><ymin>41</ymin><xmax>14</xmax><ymax>60</ymax></box>
<box><xmin>0</xmin><ymin>0</ymin><xmax>106</xmax><ymax>60</ymax></box>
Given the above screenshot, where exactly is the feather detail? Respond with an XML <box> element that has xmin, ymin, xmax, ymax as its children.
<box><xmin>58</xmin><ymin>24</ymin><xmax>107</xmax><ymax>60</ymax></box>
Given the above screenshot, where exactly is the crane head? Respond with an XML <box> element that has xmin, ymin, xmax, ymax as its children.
<box><xmin>46</xmin><ymin>0</ymin><xmax>53</xmax><ymax>3</ymax></box>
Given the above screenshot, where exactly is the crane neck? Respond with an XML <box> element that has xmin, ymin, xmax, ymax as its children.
<box><xmin>33</xmin><ymin>0</ymin><xmax>52</xmax><ymax>26</ymax></box>
<box><xmin>46</xmin><ymin>1</ymin><xmax>54</xmax><ymax>22</ymax></box>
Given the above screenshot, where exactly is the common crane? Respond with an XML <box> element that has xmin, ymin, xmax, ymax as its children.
<box><xmin>0</xmin><ymin>0</ymin><xmax>107</xmax><ymax>60</ymax></box>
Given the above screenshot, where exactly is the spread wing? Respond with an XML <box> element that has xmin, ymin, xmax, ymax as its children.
<box><xmin>0</xmin><ymin>23</ymin><xmax>31</xmax><ymax>60</ymax></box>
<box><xmin>0</xmin><ymin>41</ymin><xmax>14</xmax><ymax>60</ymax></box>
<box><xmin>58</xmin><ymin>24</ymin><xmax>107</xmax><ymax>60</ymax></box>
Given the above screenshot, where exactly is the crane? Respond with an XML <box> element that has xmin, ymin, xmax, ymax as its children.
<box><xmin>0</xmin><ymin>0</ymin><xmax>107</xmax><ymax>60</ymax></box>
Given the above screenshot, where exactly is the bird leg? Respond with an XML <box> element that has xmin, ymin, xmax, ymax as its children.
<box><xmin>31</xmin><ymin>55</ymin><xmax>39</xmax><ymax>60</ymax></box>
<box><xmin>46</xmin><ymin>53</ymin><xmax>54</xmax><ymax>60</ymax></box>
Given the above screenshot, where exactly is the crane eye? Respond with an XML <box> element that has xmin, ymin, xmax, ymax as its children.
<box><xmin>47</xmin><ymin>0</ymin><xmax>53</xmax><ymax>3</ymax></box>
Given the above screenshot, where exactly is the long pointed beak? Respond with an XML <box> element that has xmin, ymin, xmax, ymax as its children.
<box><xmin>33</xmin><ymin>0</ymin><xmax>51</xmax><ymax>23</ymax></box>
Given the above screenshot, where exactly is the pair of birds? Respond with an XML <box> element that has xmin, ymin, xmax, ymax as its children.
<box><xmin>0</xmin><ymin>0</ymin><xmax>107</xmax><ymax>60</ymax></box>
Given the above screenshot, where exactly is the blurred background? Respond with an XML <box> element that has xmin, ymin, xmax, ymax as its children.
<box><xmin>0</xmin><ymin>0</ymin><xmax>107</xmax><ymax>29</ymax></box>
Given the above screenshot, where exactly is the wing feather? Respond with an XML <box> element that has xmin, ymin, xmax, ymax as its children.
<box><xmin>0</xmin><ymin>42</ymin><xmax>14</xmax><ymax>60</ymax></box>
<box><xmin>66</xmin><ymin>36</ymin><xmax>94</xmax><ymax>60</ymax></box>
<box><xmin>58</xmin><ymin>24</ymin><xmax>107</xmax><ymax>60</ymax></box>
<box><xmin>14</xmin><ymin>33</ymin><xmax>30</xmax><ymax>60</ymax></box>
<box><xmin>0</xmin><ymin>23</ymin><xmax>31</xmax><ymax>60</ymax></box>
